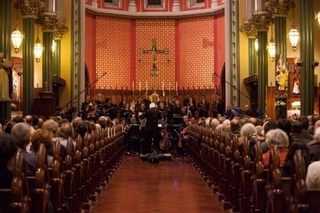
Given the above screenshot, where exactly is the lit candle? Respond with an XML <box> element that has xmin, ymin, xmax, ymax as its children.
<box><xmin>132</xmin><ymin>81</ymin><xmax>134</xmax><ymax>91</ymax></box>
<box><xmin>139</xmin><ymin>82</ymin><xmax>141</xmax><ymax>92</ymax></box>
<box><xmin>176</xmin><ymin>81</ymin><xmax>178</xmax><ymax>91</ymax></box>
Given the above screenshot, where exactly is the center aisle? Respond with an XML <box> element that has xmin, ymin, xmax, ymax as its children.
<box><xmin>90</xmin><ymin>155</ymin><xmax>225</xmax><ymax>213</ymax></box>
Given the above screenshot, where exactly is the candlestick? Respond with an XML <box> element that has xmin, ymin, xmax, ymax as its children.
<box><xmin>162</xmin><ymin>81</ymin><xmax>164</xmax><ymax>91</ymax></box>
<box><xmin>139</xmin><ymin>82</ymin><xmax>141</xmax><ymax>92</ymax></box>
<box><xmin>132</xmin><ymin>81</ymin><xmax>134</xmax><ymax>91</ymax></box>
<box><xmin>169</xmin><ymin>82</ymin><xmax>171</xmax><ymax>91</ymax></box>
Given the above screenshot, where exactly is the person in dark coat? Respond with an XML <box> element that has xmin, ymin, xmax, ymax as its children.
<box><xmin>139</xmin><ymin>103</ymin><xmax>161</xmax><ymax>154</ymax></box>
<box><xmin>308</xmin><ymin>127</ymin><xmax>320</xmax><ymax>161</ymax></box>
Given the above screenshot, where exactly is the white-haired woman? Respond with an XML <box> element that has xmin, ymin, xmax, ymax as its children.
<box><xmin>263</xmin><ymin>128</ymin><xmax>289</xmax><ymax>168</ymax></box>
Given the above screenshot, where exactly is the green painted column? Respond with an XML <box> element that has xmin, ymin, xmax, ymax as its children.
<box><xmin>248</xmin><ymin>37</ymin><xmax>257</xmax><ymax>76</ymax></box>
<box><xmin>22</xmin><ymin>17</ymin><xmax>35</xmax><ymax>115</ymax></box>
<box><xmin>274</xmin><ymin>16</ymin><xmax>287</xmax><ymax>66</ymax></box>
<box><xmin>300</xmin><ymin>0</ymin><xmax>315</xmax><ymax>115</ymax></box>
<box><xmin>42</xmin><ymin>31</ymin><xmax>53</xmax><ymax>91</ymax></box>
<box><xmin>19</xmin><ymin>0</ymin><xmax>44</xmax><ymax>116</ymax></box>
<box><xmin>52</xmin><ymin>40</ymin><xmax>60</xmax><ymax>77</ymax></box>
<box><xmin>0</xmin><ymin>0</ymin><xmax>12</xmax><ymax>58</ymax></box>
<box><xmin>257</xmin><ymin>30</ymin><xmax>268</xmax><ymax>115</ymax></box>
<box><xmin>39</xmin><ymin>12</ymin><xmax>57</xmax><ymax>91</ymax></box>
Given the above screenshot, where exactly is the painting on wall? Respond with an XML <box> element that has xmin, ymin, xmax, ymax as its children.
<box><xmin>275</xmin><ymin>54</ymin><xmax>289</xmax><ymax>98</ymax></box>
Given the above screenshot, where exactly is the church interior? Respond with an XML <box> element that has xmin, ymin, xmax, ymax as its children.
<box><xmin>1</xmin><ymin>0</ymin><xmax>320</xmax><ymax>212</ymax></box>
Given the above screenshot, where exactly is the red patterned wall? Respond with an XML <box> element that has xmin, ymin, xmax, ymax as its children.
<box><xmin>136</xmin><ymin>19</ymin><xmax>175</xmax><ymax>93</ymax></box>
<box><xmin>213</xmin><ymin>15</ymin><xmax>225</xmax><ymax>87</ymax></box>
<box><xmin>179</xmin><ymin>16</ymin><xmax>214</xmax><ymax>90</ymax></box>
<box><xmin>95</xmin><ymin>17</ymin><xmax>131</xmax><ymax>89</ymax></box>
<box><xmin>85</xmin><ymin>13</ymin><xmax>96</xmax><ymax>85</ymax></box>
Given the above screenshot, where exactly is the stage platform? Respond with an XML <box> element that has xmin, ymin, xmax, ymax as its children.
<box><xmin>140</xmin><ymin>153</ymin><xmax>172</xmax><ymax>161</ymax></box>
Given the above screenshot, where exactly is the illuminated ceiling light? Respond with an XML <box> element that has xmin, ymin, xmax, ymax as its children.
<box><xmin>288</xmin><ymin>27</ymin><xmax>299</xmax><ymax>52</ymax></box>
<box><xmin>267</xmin><ymin>23</ymin><xmax>276</xmax><ymax>62</ymax></box>
<box><xmin>34</xmin><ymin>27</ymin><xmax>43</xmax><ymax>63</ymax></box>
<box><xmin>11</xmin><ymin>4</ymin><xmax>23</xmax><ymax>53</ymax></box>
<box><xmin>288</xmin><ymin>5</ymin><xmax>299</xmax><ymax>52</ymax></box>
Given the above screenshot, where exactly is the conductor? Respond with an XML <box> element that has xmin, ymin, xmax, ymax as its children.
<box><xmin>139</xmin><ymin>102</ymin><xmax>161</xmax><ymax>154</ymax></box>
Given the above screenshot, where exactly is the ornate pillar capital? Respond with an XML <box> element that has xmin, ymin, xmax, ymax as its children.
<box><xmin>17</xmin><ymin>0</ymin><xmax>44</xmax><ymax>18</ymax></box>
<box><xmin>53</xmin><ymin>22</ymin><xmax>69</xmax><ymax>40</ymax></box>
<box><xmin>37</xmin><ymin>12</ymin><xmax>58</xmax><ymax>32</ymax></box>
<box><xmin>240</xmin><ymin>21</ymin><xmax>257</xmax><ymax>38</ymax></box>
<box><xmin>264</xmin><ymin>0</ymin><xmax>294</xmax><ymax>16</ymax></box>
<box><xmin>249</xmin><ymin>11</ymin><xmax>273</xmax><ymax>31</ymax></box>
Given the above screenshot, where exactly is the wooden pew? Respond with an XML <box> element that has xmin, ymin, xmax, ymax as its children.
<box><xmin>292</xmin><ymin>150</ymin><xmax>320</xmax><ymax>213</ymax></box>
<box><xmin>240</xmin><ymin>137</ymin><xmax>253</xmax><ymax>213</ymax></box>
<box><xmin>73</xmin><ymin>135</ymin><xmax>83</xmax><ymax>213</ymax></box>
<box><xmin>265</xmin><ymin>145</ymin><xmax>290</xmax><ymax>213</ymax></box>
<box><xmin>251</xmin><ymin>141</ymin><xmax>268</xmax><ymax>213</ymax></box>
<box><xmin>232</xmin><ymin>135</ymin><xmax>241</xmax><ymax>212</ymax></box>
<box><xmin>0</xmin><ymin>149</ymin><xmax>30</xmax><ymax>213</ymax></box>
<box><xmin>28</xmin><ymin>143</ymin><xmax>51</xmax><ymax>213</ymax></box>
<box><xmin>50</xmin><ymin>140</ymin><xmax>64</xmax><ymax>213</ymax></box>
<box><xmin>63</xmin><ymin>137</ymin><xmax>75</xmax><ymax>213</ymax></box>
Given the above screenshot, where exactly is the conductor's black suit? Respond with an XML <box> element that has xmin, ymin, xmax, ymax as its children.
<box><xmin>139</xmin><ymin>106</ymin><xmax>160</xmax><ymax>154</ymax></box>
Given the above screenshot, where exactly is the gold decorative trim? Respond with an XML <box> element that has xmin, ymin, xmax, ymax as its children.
<box><xmin>53</xmin><ymin>22</ymin><xmax>69</xmax><ymax>40</ymax></box>
<box><xmin>17</xmin><ymin>0</ymin><xmax>44</xmax><ymax>18</ymax></box>
<box><xmin>37</xmin><ymin>12</ymin><xmax>58</xmax><ymax>32</ymax></box>
<box><xmin>249</xmin><ymin>11</ymin><xmax>273</xmax><ymax>30</ymax></box>
<box><xmin>240</xmin><ymin>21</ymin><xmax>257</xmax><ymax>38</ymax></box>
<box><xmin>265</xmin><ymin>0</ymin><xmax>294</xmax><ymax>16</ymax></box>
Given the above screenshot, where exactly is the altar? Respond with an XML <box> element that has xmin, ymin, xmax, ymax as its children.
<box><xmin>287</xmin><ymin>110</ymin><xmax>300</xmax><ymax>117</ymax></box>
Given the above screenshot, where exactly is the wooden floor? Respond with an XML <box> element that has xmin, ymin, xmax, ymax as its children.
<box><xmin>89</xmin><ymin>154</ymin><xmax>225</xmax><ymax>213</ymax></box>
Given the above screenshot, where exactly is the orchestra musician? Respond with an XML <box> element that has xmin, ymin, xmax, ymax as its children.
<box><xmin>212</xmin><ymin>95</ymin><xmax>225</xmax><ymax>118</ymax></box>
<box><xmin>158</xmin><ymin>101</ymin><xmax>168</xmax><ymax>124</ymax></box>
<box><xmin>186</xmin><ymin>97</ymin><xmax>196</xmax><ymax>118</ymax></box>
<box><xmin>104</xmin><ymin>97</ymin><xmax>118</xmax><ymax>120</ymax></box>
<box><xmin>198</xmin><ymin>96</ymin><xmax>209</xmax><ymax>118</ymax></box>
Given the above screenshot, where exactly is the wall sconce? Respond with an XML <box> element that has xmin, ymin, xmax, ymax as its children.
<box><xmin>254</xmin><ymin>38</ymin><xmax>259</xmax><ymax>52</ymax></box>
<box><xmin>11</xmin><ymin>4</ymin><xmax>23</xmax><ymax>53</ymax></box>
<box><xmin>288</xmin><ymin>5</ymin><xmax>299</xmax><ymax>52</ymax></box>
<box><xmin>267</xmin><ymin>23</ymin><xmax>276</xmax><ymax>62</ymax></box>
<box><xmin>34</xmin><ymin>26</ymin><xmax>43</xmax><ymax>63</ymax></box>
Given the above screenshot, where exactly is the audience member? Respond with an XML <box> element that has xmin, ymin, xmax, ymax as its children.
<box><xmin>263</xmin><ymin>129</ymin><xmax>289</xmax><ymax>168</ymax></box>
<box><xmin>11</xmin><ymin>122</ymin><xmax>37</xmax><ymax>176</ymax></box>
<box><xmin>30</xmin><ymin>129</ymin><xmax>54</xmax><ymax>167</ymax></box>
<box><xmin>291</xmin><ymin>120</ymin><xmax>310</xmax><ymax>144</ymax></box>
<box><xmin>308</xmin><ymin>127</ymin><xmax>320</xmax><ymax>161</ymax></box>
<box><xmin>282</xmin><ymin>141</ymin><xmax>310</xmax><ymax>177</ymax></box>
<box><xmin>0</xmin><ymin>133</ymin><xmax>18</xmax><ymax>188</ymax></box>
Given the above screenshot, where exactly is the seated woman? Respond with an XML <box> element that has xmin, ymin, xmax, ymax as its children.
<box><xmin>282</xmin><ymin>141</ymin><xmax>310</xmax><ymax>177</ymax></box>
<box><xmin>263</xmin><ymin>129</ymin><xmax>289</xmax><ymax>168</ymax></box>
<box><xmin>0</xmin><ymin>133</ymin><xmax>18</xmax><ymax>188</ymax></box>
<box><xmin>30</xmin><ymin>129</ymin><xmax>54</xmax><ymax>167</ymax></box>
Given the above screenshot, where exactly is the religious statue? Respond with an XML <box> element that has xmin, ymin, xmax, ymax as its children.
<box><xmin>293</xmin><ymin>80</ymin><xmax>300</xmax><ymax>95</ymax></box>
<box><xmin>275</xmin><ymin>55</ymin><xmax>288</xmax><ymax>97</ymax></box>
